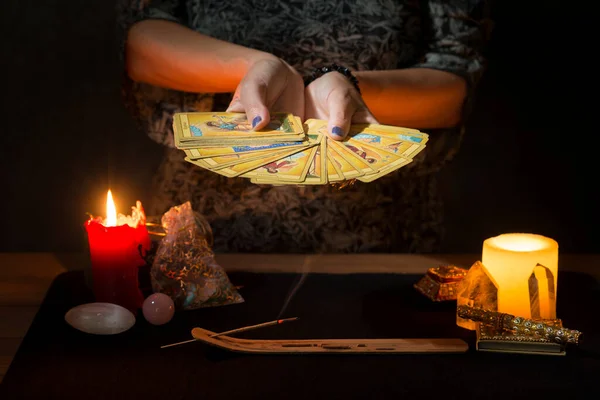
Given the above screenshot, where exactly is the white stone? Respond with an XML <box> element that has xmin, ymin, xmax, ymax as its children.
<box><xmin>65</xmin><ymin>302</ymin><xmax>136</xmax><ymax>335</ymax></box>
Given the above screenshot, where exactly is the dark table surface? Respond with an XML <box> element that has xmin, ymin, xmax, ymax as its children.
<box><xmin>1</xmin><ymin>270</ymin><xmax>599</xmax><ymax>400</ymax></box>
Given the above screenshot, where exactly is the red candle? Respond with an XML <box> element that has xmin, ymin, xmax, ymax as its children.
<box><xmin>84</xmin><ymin>190</ymin><xmax>150</xmax><ymax>313</ymax></box>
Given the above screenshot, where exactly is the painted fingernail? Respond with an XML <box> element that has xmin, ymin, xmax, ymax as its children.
<box><xmin>252</xmin><ymin>116</ymin><xmax>262</xmax><ymax>128</ymax></box>
<box><xmin>332</xmin><ymin>126</ymin><xmax>344</xmax><ymax>137</ymax></box>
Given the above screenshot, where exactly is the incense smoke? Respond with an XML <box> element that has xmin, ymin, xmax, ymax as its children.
<box><xmin>276</xmin><ymin>258</ymin><xmax>311</xmax><ymax>319</ymax></box>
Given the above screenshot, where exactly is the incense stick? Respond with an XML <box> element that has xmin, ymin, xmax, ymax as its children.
<box><xmin>161</xmin><ymin>339</ymin><xmax>197</xmax><ymax>349</ymax></box>
<box><xmin>161</xmin><ymin>317</ymin><xmax>299</xmax><ymax>349</ymax></box>
<box><xmin>210</xmin><ymin>317</ymin><xmax>298</xmax><ymax>338</ymax></box>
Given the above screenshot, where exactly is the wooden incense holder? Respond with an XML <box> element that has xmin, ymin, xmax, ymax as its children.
<box><xmin>191</xmin><ymin>327</ymin><xmax>468</xmax><ymax>354</ymax></box>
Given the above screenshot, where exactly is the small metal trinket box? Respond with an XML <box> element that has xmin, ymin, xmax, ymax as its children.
<box><xmin>414</xmin><ymin>265</ymin><xmax>468</xmax><ymax>301</ymax></box>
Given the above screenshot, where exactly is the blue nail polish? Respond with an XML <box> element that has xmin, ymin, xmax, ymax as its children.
<box><xmin>332</xmin><ymin>126</ymin><xmax>344</xmax><ymax>137</ymax></box>
<box><xmin>252</xmin><ymin>116</ymin><xmax>262</xmax><ymax>128</ymax></box>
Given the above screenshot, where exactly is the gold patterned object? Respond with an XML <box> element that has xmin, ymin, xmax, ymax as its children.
<box><xmin>414</xmin><ymin>265</ymin><xmax>468</xmax><ymax>301</ymax></box>
<box><xmin>476</xmin><ymin>322</ymin><xmax>566</xmax><ymax>355</ymax></box>
<box><xmin>457</xmin><ymin>305</ymin><xmax>581</xmax><ymax>345</ymax></box>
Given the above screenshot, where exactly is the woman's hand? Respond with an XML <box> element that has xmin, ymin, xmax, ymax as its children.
<box><xmin>304</xmin><ymin>71</ymin><xmax>378</xmax><ymax>140</ymax></box>
<box><xmin>226</xmin><ymin>56</ymin><xmax>305</xmax><ymax>130</ymax></box>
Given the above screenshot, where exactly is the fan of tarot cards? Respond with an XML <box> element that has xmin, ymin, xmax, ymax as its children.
<box><xmin>173</xmin><ymin>112</ymin><xmax>428</xmax><ymax>185</ymax></box>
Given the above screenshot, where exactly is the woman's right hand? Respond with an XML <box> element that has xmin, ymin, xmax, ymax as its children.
<box><xmin>226</xmin><ymin>56</ymin><xmax>304</xmax><ymax>130</ymax></box>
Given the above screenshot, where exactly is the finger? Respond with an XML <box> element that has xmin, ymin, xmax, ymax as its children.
<box><xmin>226</xmin><ymin>85</ymin><xmax>243</xmax><ymax>112</ymax></box>
<box><xmin>271</xmin><ymin>91</ymin><xmax>305</xmax><ymax>121</ymax></box>
<box><xmin>326</xmin><ymin>89</ymin><xmax>356</xmax><ymax>141</ymax></box>
<box><xmin>352</xmin><ymin>106</ymin><xmax>379</xmax><ymax>125</ymax></box>
<box><xmin>226</xmin><ymin>96</ymin><xmax>244</xmax><ymax>113</ymax></box>
<box><xmin>271</xmin><ymin>76</ymin><xmax>305</xmax><ymax>120</ymax></box>
<box><xmin>303</xmin><ymin>83</ymin><xmax>325</xmax><ymax>121</ymax></box>
<box><xmin>239</xmin><ymin>80</ymin><xmax>270</xmax><ymax>131</ymax></box>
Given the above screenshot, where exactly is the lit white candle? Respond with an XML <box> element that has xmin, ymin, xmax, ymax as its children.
<box><xmin>482</xmin><ymin>233</ymin><xmax>558</xmax><ymax>319</ymax></box>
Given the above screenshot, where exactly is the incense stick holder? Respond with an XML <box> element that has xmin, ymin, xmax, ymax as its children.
<box><xmin>190</xmin><ymin>328</ymin><xmax>468</xmax><ymax>354</ymax></box>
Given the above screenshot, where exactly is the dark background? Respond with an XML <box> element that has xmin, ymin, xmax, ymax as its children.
<box><xmin>0</xmin><ymin>1</ymin><xmax>596</xmax><ymax>254</ymax></box>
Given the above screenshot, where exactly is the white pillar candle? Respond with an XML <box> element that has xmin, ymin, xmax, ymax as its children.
<box><xmin>482</xmin><ymin>233</ymin><xmax>558</xmax><ymax>319</ymax></box>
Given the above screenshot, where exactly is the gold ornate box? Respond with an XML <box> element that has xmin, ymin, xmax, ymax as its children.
<box><xmin>414</xmin><ymin>265</ymin><xmax>468</xmax><ymax>301</ymax></box>
<box><xmin>476</xmin><ymin>321</ymin><xmax>565</xmax><ymax>356</ymax></box>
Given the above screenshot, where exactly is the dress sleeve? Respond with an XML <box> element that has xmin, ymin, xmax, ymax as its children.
<box><xmin>412</xmin><ymin>0</ymin><xmax>493</xmax><ymax>98</ymax></box>
<box><xmin>117</xmin><ymin>0</ymin><xmax>184</xmax><ymax>31</ymax></box>
<box><xmin>117</xmin><ymin>1</ymin><xmax>186</xmax><ymax>66</ymax></box>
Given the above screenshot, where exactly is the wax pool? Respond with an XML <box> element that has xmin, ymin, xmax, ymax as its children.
<box><xmin>84</xmin><ymin>199</ymin><xmax>150</xmax><ymax>313</ymax></box>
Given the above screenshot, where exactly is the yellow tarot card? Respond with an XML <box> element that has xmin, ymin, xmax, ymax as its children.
<box><xmin>327</xmin><ymin>141</ymin><xmax>363</xmax><ymax>179</ymax></box>
<box><xmin>300</xmin><ymin>135</ymin><xmax>328</xmax><ymax>185</ymax></box>
<box><xmin>304</xmin><ymin>119</ymin><xmax>329</xmax><ymax>135</ymax></box>
<box><xmin>326</xmin><ymin>152</ymin><xmax>344</xmax><ymax>182</ymax></box>
<box><xmin>241</xmin><ymin>142</ymin><xmax>319</xmax><ymax>182</ymax></box>
<box><xmin>328</xmin><ymin>139</ymin><xmax>375</xmax><ymax>174</ymax></box>
<box><xmin>173</xmin><ymin>112</ymin><xmax>303</xmax><ymax>146</ymax></box>
<box><xmin>184</xmin><ymin>157</ymin><xmax>210</xmax><ymax>170</ymax></box>
<box><xmin>304</xmin><ymin>119</ymin><xmax>365</xmax><ymax>177</ymax></box>
<box><xmin>338</xmin><ymin>139</ymin><xmax>410</xmax><ymax>177</ymax></box>
<box><xmin>355</xmin><ymin>147</ymin><xmax>413</xmax><ymax>182</ymax></box>
<box><xmin>346</xmin><ymin>127</ymin><xmax>425</xmax><ymax>159</ymax></box>
<box><xmin>249</xmin><ymin>145</ymin><xmax>324</xmax><ymax>186</ymax></box>
<box><xmin>188</xmin><ymin>148</ymin><xmax>280</xmax><ymax>170</ymax></box>
<box><xmin>352</xmin><ymin>122</ymin><xmax>425</xmax><ymax>135</ymax></box>
<box><xmin>295</xmin><ymin>116</ymin><xmax>304</xmax><ymax>134</ymax></box>
<box><xmin>355</xmin><ymin>124</ymin><xmax>429</xmax><ymax>146</ymax></box>
<box><xmin>196</xmin><ymin>147</ymin><xmax>302</xmax><ymax>178</ymax></box>
<box><xmin>252</xmin><ymin>141</ymin><xmax>327</xmax><ymax>186</ymax></box>
<box><xmin>184</xmin><ymin>140</ymin><xmax>308</xmax><ymax>159</ymax></box>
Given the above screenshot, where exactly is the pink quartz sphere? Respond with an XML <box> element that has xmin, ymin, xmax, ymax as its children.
<box><xmin>142</xmin><ymin>293</ymin><xmax>175</xmax><ymax>325</ymax></box>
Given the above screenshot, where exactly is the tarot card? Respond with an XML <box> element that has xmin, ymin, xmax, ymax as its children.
<box><xmin>354</xmin><ymin>144</ymin><xmax>413</xmax><ymax>182</ymax></box>
<box><xmin>184</xmin><ymin>157</ymin><xmax>211</xmax><ymax>170</ymax></box>
<box><xmin>357</xmin><ymin>124</ymin><xmax>429</xmax><ymax>146</ymax></box>
<box><xmin>336</xmin><ymin>139</ymin><xmax>407</xmax><ymax>176</ymax></box>
<box><xmin>326</xmin><ymin>156</ymin><xmax>343</xmax><ymax>182</ymax></box>
<box><xmin>326</xmin><ymin>147</ymin><xmax>345</xmax><ymax>181</ymax></box>
<box><xmin>304</xmin><ymin>119</ymin><xmax>367</xmax><ymax>177</ymax></box>
<box><xmin>347</xmin><ymin>127</ymin><xmax>425</xmax><ymax>159</ymax></box>
<box><xmin>185</xmin><ymin>135</ymin><xmax>318</xmax><ymax>169</ymax></box>
<box><xmin>327</xmin><ymin>141</ymin><xmax>363</xmax><ymax>179</ymax></box>
<box><xmin>188</xmin><ymin>148</ymin><xmax>280</xmax><ymax>170</ymax></box>
<box><xmin>300</xmin><ymin>134</ymin><xmax>328</xmax><ymax>185</ymax></box>
<box><xmin>194</xmin><ymin>147</ymin><xmax>305</xmax><ymax>178</ymax></box>
<box><xmin>295</xmin><ymin>116</ymin><xmax>304</xmax><ymax>133</ymax></box>
<box><xmin>328</xmin><ymin>139</ymin><xmax>375</xmax><ymax>174</ymax></box>
<box><xmin>184</xmin><ymin>140</ymin><xmax>309</xmax><ymax>159</ymax></box>
<box><xmin>241</xmin><ymin>138</ymin><xmax>320</xmax><ymax>182</ymax></box>
<box><xmin>173</xmin><ymin>112</ymin><xmax>304</xmax><ymax>147</ymax></box>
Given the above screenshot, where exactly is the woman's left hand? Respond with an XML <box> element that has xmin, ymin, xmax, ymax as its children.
<box><xmin>304</xmin><ymin>71</ymin><xmax>378</xmax><ymax>141</ymax></box>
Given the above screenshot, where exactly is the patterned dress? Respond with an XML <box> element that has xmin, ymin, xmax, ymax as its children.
<box><xmin>117</xmin><ymin>0</ymin><xmax>491</xmax><ymax>253</ymax></box>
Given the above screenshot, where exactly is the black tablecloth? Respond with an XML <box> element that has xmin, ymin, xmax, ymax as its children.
<box><xmin>1</xmin><ymin>270</ymin><xmax>600</xmax><ymax>400</ymax></box>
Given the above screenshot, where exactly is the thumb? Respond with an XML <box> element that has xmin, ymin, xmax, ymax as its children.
<box><xmin>226</xmin><ymin>86</ymin><xmax>244</xmax><ymax>112</ymax></box>
<box><xmin>326</xmin><ymin>89</ymin><xmax>356</xmax><ymax>141</ymax></box>
<box><xmin>352</xmin><ymin>106</ymin><xmax>379</xmax><ymax>125</ymax></box>
<box><xmin>239</xmin><ymin>81</ymin><xmax>271</xmax><ymax>131</ymax></box>
<box><xmin>226</xmin><ymin>96</ymin><xmax>244</xmax><ymax>113</ymax></box>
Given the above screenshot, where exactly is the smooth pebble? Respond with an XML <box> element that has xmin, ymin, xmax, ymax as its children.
<box><xmin>65</xmin><ymin>302</ymin><xmax>136</xmax><ymax>335</ymax></box>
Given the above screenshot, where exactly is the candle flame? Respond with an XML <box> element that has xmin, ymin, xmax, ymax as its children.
<box><xmin>105</xmin><ymin>190</ymin><xmax>117</xmax><ymax>227</ymax></box>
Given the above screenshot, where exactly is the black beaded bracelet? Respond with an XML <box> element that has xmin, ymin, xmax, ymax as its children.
<box><xmin>304</xmin><ymin>64</ymin><xmax>361</xmax><ymax>94</ymax></box>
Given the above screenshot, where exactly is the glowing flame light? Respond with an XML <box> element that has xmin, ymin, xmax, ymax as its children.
<box><xmin>105</xmin><ymin>190</ymin><xmax>117</xmax><ymax>227</ymax></box>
